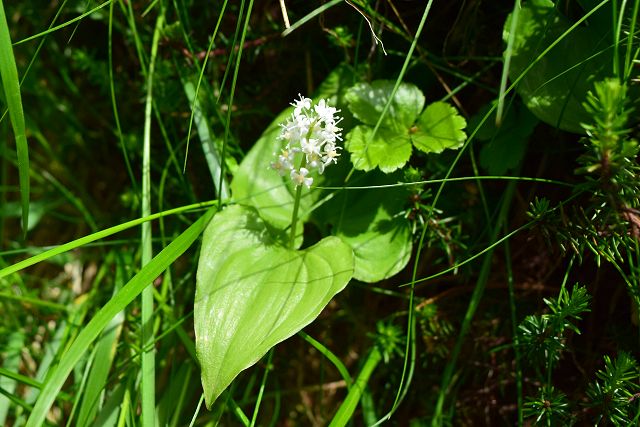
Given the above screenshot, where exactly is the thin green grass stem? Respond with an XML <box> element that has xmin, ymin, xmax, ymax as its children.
<box><xmin>0</xmin><ymin>201</ymin><xmax>215</xmax><ymax>280</ymax></box>
<box><xmin>497</xmin><ymin>0</ymin><xmax>521</xmax><ymax>125</ymax></box>
<box><xmin>613</xmin><ymin>0</ymin><xmax>625</xmax><ymax>77</ymax></box>
<box><xmin>188</xmin><ymin>394</ymin><xmax>205</xmax><ymax>427</ymax></box>
<box><xmin>218</xmin><ymin>0</ymin><xmax>254</xmax><ymax>209</ymax></box>
<box><xmin>328</xmin><ymin>346</ymin><xmax>382</xmax><ymax>427</ymax></box>
<box><xmin>0</xmin><ymin>0</ymin><xmax>67</xmax><ymax>126</ymax></box>
<box><xmin>624</xmin><ymin>0</ymin><xmax>640</xmax><ymax>79</ymax></box>
<box><xmin>141</xmin><ymin>13</ymin><xmax>164</xmax><ymax>427</ymax></box>
<box><xmin>227</xmin><ymin>395</ymin><xmax>250</xmax><ymax>426</ymax></box>
<box><xmin>14</xmin><ymin>0</ymin><xmax>113</xmax><ymax>45</ymax></box>
<box><xmin>281</xmin><ymin>0</ymin><xmax>342</xmax><ymax>37</ymax></box>
<box><xmin>108</xmin><ymin>0</ymin><xmax>137</xmax><ymax>194</ymax></box>
<box><xmin>299</xmin><ymin>332</ymin><xmax>352</xmax><ymax>388</ymax></box>
<box><xmin>182</xmin><ymin>0</ymin><xmax>228</xmax><ymax>175</ymax></box>
<box><xmin>216</xmin><ymin>0</ymin><xmax>245</xmax><ymax>104</ymax></box>
<box><xmin>116</xmin><ymin>376</ymin><xmax>133</xmax><ymax>427</ymax></box>
<box><xmin>249</xmin><ymin>349</ymin><xmax>274</xmax><ymax>427</ymax></box>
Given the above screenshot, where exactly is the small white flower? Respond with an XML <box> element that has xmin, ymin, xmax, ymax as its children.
<box><xmin>290</xmin><ymin>167</ymin><xmax>313</xmax><ymax>188</ymax></box>
<box><xmin>322</xmin><ymin>143</ymin><xmax>341</xmax><ymax>167</ymax></box>
<box><xmin>307</xmin><ymin>153</ymin><xmax>324</xmax><ymax>174</ymax></box>
<box><xmin>273</xmin><ymin>96</ymin><xmax>343</xmax><ymax>188</ymax></box>
<box><xmin>270</xmin><ymin>148</ymin><xmax>295</xmax><ymax>175</ymax></box>
<box><xmin>323</xmin><ymin>120</ymin><xmax>343</xmax><ymax>140</ymax></box>
<box><xmin>301</xmin><ymin>138</ymin><xmax>321</xmax><ymax>156</ymax></box>
<box><xmin>314</xmin><ymin>99</ymin><xmax>338</xmax><ymax>123</ymax></box>
<box><xmin>292</xmin><ymin>94</ymin><xmax>312</xmax><ymax>116</ymax></box>
<box><xmin>270</xmin><ymin>159</ymin><xmax>287</xmax><ymax>175</ymax></box>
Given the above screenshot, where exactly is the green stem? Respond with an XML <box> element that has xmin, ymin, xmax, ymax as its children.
<box><xmin>141</xmin><ymin>13</ymin><xmax>164</xmax><ymax>427</ymax></box>
<box><xmin>249</xmin><ymin>349</ymin><xmax>274</xmax><ymax>427</ymax></box>
<box><xmin>289</xmin><ymin>183</ymin><xmax>303</xmax><ymax>249</ymax></box>
<box><xmin>328</xmin><ymin>347</ymin><xmax>382</xmax><ymax>427</ymax></box>
<box><xmin>288</xmin><ymin>156</ymin><xmax>307</xmax><ymax>249</ymax></box>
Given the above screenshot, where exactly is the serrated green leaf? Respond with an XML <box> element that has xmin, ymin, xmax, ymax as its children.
<box><xmin>345</xmin><ymin>80</ymin><xmax>424</xmax><ymax>133</ymax></box>
<box><xmin>412</xmin><ymin>102</ymin><xmax>466</xmax><ymax>154</ymax></box>
<box><xmin>195</xmin><ymin>205</ymin><xmax>354</xmax><ymax>407</ymax></box>
<box><xmin>345</xmin><ymin>125</ymin><xmax>412</xmax><ymax>173</ymax></box>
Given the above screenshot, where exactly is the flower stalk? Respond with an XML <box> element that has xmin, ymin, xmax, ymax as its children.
<box><xmin>271</xmin><ymin>95</ymin><xmax>343</xmax><ymax>248</ymax></box>
<box><xmin>289</xmin><ymin>175</ymin><xmax>304</xmax><ymax>248</ymax></box>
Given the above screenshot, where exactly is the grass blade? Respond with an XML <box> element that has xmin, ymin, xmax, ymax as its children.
<box><xmin>0</xmin><ymin>331</ymin><xmax>24</xmax><ymax>423</ymax></box>
<box><xmin>24</xmin><ymin>208</ymin><xmax>215</xmax><ymax>427</ymax></box>
<box><xmin>140</xmin><ymin>13</ymin><xmax>164</xmax><ymax>427</ymax></box>
<box><xmin>183</xmin><ymin>81</ymin><xmax>229</xmax><ymax>199</ymax></box>
<box><xmin>496</xmin><ymin>0</ymin><xmax>521</xmax><ymax>125</ymax></box>
<box><xmin>431</xmin><ymin>181</ymin><xmax>518</xmax><ymax>425</ymax></box>
<box><xmin>328</xmin><ymin>347</ymin><xmax>382</xmax><ymax>427</ymax></box>
<box><xmin>13</xmin><ymin>0</ymin><xmax>113</xmax><ymax>46</ymax></box>
<box><xmin>298</xmin><ymin>332</ymin><xmax>352</xmax><ymax>388</ymax></box>
<box><xmin>0</xmin><ymin>201</ymin><xmax>215</xmax><ymax>279</ymax></box>
<box><xmin>0</xmin><ymin>0</ymin><xmax>29</xmax><ymax>234</ymax></box>
<box><xmin>218</xmin><ymin>0</ymin><xmax>254</xmax><ymax>209</ymax></box>
<box><xmin>281</xmin><ymin>0</ymin><xmax>342</xmax><ymax>37</ymax></box>
<box><xmin>76</xmin><ymin>257</ymin><xmax>125</xmax><ymax>427</ymax></box>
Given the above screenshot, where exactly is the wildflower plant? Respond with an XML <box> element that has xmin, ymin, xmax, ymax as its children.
<box><xmin>194</xmin><ymin>91</ymin><xmax>354</xmax><ymax>408</ymax></box>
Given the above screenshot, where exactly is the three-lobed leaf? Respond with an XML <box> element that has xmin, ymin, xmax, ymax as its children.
<box><xmin>345</xmin><ymin>80</ymin><xmax>424</xmax><ymax>133</ymax></box>
<box><xmin>195</xmin><ymin>205</ymin><xmax>354</xmax><ymax>407</ymax></box>
<box><xmin>412</xmin><ymin>101</ymin><xmax>467</xmax><ymax>154</ymax></box>
<box><xmin>345</xmin><ymin>125</ymin><xmax>412</xmax><ymax>173</ymax></box>
<box><xmin>344</xmin><ymin>80</ymin><xmax>467</xmax><ymax>173</ymax></box>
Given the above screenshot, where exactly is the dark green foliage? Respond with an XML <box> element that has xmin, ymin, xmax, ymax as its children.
<box><xmin>370</xmin><ymin>320</ymin><xmax>405</xmax><ymax>364</ymax></box>
<box><xmin>529</xmin><ymin>78</ymin><xmax>639</xmax><ymax>265</ymax></box>
<box><xmin>524</xmin><ymin>386</ymin><xmax>572</xmax><ymax>426</ymax></box>
<box><xmin>586</xmin><ymin>352</ymin><xmax>640</xmax><ymax>426</ymax></box>
<box><xmin>518</xmin><ymin>284</ymin><xmax>591</xmax><ymax>370</ymax></box>
<box><xmin>416</xmin><ymin>303</ymin><xmax>455</xmax><ymax>360</ymax></box>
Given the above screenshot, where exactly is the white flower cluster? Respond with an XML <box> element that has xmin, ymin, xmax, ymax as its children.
<box><xmin>271</xmin><ymin>95</ymin><xmax>343</xmax><ymax>188</ymax></box>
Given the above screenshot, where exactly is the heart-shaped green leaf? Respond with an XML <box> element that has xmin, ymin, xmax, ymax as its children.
<box><xmin>412</xmin><ymin>101</ymin><xmax>467</xmax><ymax>154</ymax></box>
<box><xmin>345</xmin><ymin>125</ymin><xmax>412</xmax><ymax>173</ymax></box>
<box><xmin>317</xmin><ymin>172</ymin><xmax>413</xmax><ymax>282</ymax></box>
<box><xmin>345</xmin><ymin>80</ymin><xmax>425</xmax><ymax>133</ymax></box>
<box><xmin>195</xmin><ymin>205</ymin><xmax>354</xmax><ymax>407</ymax></box>
<box><xmin>337</xmin><ymin>202</ymin><xmax>411</xmax><ymax>282</ymax></box>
